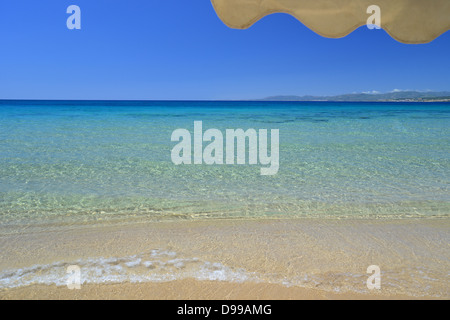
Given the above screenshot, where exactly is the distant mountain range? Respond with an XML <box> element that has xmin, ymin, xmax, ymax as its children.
<box><xmin>260</xmin><ymin>91</ymin><xmax>450</xmax><ymax>102</ymax></box>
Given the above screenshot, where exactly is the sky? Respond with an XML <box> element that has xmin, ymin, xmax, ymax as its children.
<box><xmin>0</xmin><ymin>0</ymin><xmax>449</xmax><ymax>100</ymax></box>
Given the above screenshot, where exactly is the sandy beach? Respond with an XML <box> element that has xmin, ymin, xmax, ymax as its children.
<box><xmin>1</xmin><ymin>279</ymin><xmax>424</xmax><ymax>300</ymax></box>
<box><xmin>1</xmin><ymin>217</ymin><xmax>448</xmax><ymax>299</ymax></box>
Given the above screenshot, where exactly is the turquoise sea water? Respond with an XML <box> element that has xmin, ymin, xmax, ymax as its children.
<box><xmin>0</xmin><ymin>101</ymin><xmax>449</xmax><ymax>225</ymax></box>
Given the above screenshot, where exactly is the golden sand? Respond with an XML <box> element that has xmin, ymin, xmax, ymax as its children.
<box><xmin>0</xmin><ymin>218</ymin><xmax>449</xmax><ymax>299</ymax></box>
<box><xmin>1</xmin><ymin>279</ymin><xmax>425</xmax><ymax>300</ymax></box>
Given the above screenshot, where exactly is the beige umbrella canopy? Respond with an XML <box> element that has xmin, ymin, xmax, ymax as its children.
<box><xmin>211</xmin><ymin>0</ymin><xmax>450</xmax><ymax>44</ymax></box>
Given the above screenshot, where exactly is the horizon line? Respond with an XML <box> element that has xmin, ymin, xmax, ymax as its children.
<box><xmin>1</xmin><ymin>99</ymin><xmax>449</xmax><ymax>104</ymax></box>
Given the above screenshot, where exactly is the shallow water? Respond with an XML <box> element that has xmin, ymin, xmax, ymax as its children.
<box><xmin>1</xmin><ymin>100</ymin><xmax>448</xmax><ymax>225</ymax></box>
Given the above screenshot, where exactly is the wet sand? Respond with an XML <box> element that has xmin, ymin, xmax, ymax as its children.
<box><xmin>0</xmin><ymin>218</ymin><xmax>449</xmax><ymax>299</ymax></box>
<box><xmin>1</xmin><ymin>279</ymin><xmax>425</xmax><ymax>300</ymax></box>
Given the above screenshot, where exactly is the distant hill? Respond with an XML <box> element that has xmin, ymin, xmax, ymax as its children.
<box><xmin>261</xmin><ymin>91</ymin><xmax>450</xmax><ymax>102</ymax></box>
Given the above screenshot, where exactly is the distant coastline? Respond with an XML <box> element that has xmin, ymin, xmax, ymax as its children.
<box><xmin>260</xmin><ymin>91</ymin><xmax>450</xmax><ymax>102</ymax></box>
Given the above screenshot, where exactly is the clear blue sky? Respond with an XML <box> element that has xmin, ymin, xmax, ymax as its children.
<box><xmin>0</xmin><ymin>0</ymin><xmax>449</xmax><ymax>100</ymax></box>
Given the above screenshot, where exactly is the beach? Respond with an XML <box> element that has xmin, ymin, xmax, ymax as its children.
<box><xmin>1</xmin><ymin>217</ymin><xmax>449</xmax><ymax>299</ymax></box>
<box><xmin>0</xmin><ymin>101</ymin><xmax>449</xmax><ymax>299</ymax></box>
<box><xmin>0</xmin><ymin>280</ymin><xmax>425</xmax><ymax>300</ymax></box>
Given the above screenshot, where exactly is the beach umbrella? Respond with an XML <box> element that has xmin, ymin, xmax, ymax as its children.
<box><xmin>211</xmin><ymin>0</ymin><xmax>450</xmax><ymax>44</ymax></box>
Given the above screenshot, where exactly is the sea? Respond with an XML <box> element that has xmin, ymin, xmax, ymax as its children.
<box><xmin>0</xmin><ymin>100</ymin><xmax>449</xmax><ymax>297</ymax></box>
<box><xmin>1</xmin><ymin>100</ymin><xmax>448</xmax><ymax>225</ymax></box>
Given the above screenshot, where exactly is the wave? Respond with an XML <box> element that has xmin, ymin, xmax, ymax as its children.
<box><xmin>1</xmin><ymin>249</ymin><xmax>447</xmax><ymax>298</ymax></box>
